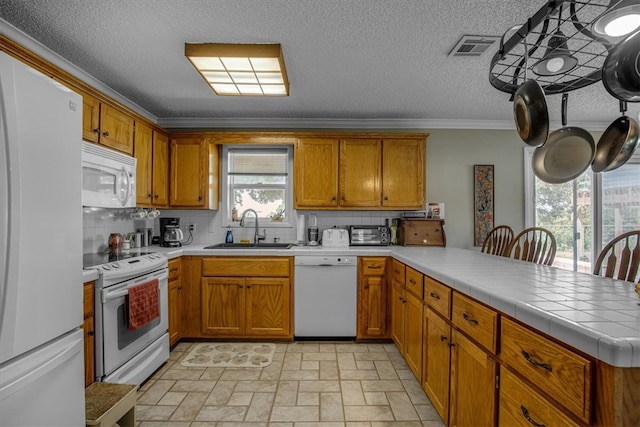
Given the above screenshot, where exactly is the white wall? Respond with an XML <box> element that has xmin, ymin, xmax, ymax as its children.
<box><xmin>83</xmin><ymin>128</ymin><xmax>529</xmax><ymax>252</ymax></box>
<box><xmin>426</xmin><ymin>129</ymin><xmax>526</xmax><ymax>249</ymax></box>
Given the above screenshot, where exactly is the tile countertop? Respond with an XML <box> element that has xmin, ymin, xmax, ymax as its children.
<box><xmin>134</xmin><ymin>244</ymin><xmax>640</xmax><ymax>368</ymax></box>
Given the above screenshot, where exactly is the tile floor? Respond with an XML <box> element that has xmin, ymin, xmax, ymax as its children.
<box><xmin>136</xmin><ymin>341</ymin><xmax>446</xmax><ymax>426</ymax></box>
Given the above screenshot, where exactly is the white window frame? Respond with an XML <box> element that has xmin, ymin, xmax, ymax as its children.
<box><xmin>221</xmin><ymin>145</ymin><xmax>294</xmax><ymax>228</ymax></box>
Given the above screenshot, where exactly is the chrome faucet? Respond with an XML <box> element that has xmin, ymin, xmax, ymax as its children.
<box><xmin>239</xmin><ymin>209</ymin><xmax>266</xmax><ymax>245</ymax></box>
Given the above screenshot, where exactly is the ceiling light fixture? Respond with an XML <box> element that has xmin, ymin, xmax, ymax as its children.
<box><xmin>532</xmin><ymin>30</ymin><xmax>579</xmax><ymax>76</ymax></box>
<box><xmin>185</xmin><ymin>43</ymin><xmax>289</xmax><ymax>96</ymax></box>
<box><xmin>593</xmin><ymin>0</ymin><xmax>640</xmax><ymax>38</ymax></box>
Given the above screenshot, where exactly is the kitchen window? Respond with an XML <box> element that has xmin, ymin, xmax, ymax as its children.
<box><xmin>525</xmin><ymin>148</ymin><xmax>640</xmax><ymax>272</ymax></box>
<box><xmin>221</xmin><ymin>145</ymin><xmax>293</xmax><ymax>226</ymax></box>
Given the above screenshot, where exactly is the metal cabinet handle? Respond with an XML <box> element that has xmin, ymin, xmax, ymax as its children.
<box><xmin>521</xmin><ymin>350</ymin><xmax>552</xmax><ymax>372</ymax></box>
<box><xmin>429</xmin><ymin>292</ymin><xmax>440</xmax><ymax>300</ymax></box>
<box><xmin>364</xmin><ymin>284</ymin><xmax>369</xmax><ymax>289</ymax></box>
<box><xmin>88</xmin><ymin>331</ymin><xmax>94</xmax><ymax>336</ymax></box>
<box><xmin>520</xmin><ymin>405</ymin><xmax>546</xmax><ymax>427</ymax></box>
<box><xmin>247</xmin><ymin>285</ymin><xmax>251</xmax><ymax>289</ymax></box>
<box><xmin>147</xmin><ymin>193</ymin><xmax>153</xmax><ymax>198</ymax></box>
<box><xmin>198</xmin><ymin>195</ymin><xmax>203</xmax><ymax>201</ymax></box>
<box><xmin>169</xmin><ymin>267</ymin><xmax>178</xmax><ymax>272</ymax></box>
<box><xmin>102</xmin><ymin>131</ymin><xmax>110</xmax><ymax>137</ymax></box>
<box><xmin>440</xmin><ymin>335</ymin><xmax>448</xmax><ymax>342</ymax></box>
<box><xmin>154</xmin><ymin>194</ymin><xmax>159</xmax><ymax>199</ymax></box>
<box><xmin>463</xmin><ymin>313</ymin><xmax>479</xmax><ymax>325</ymax></box>
<box><xmin>409</xmin><ymin>279</ymin><xmax>416</xmax><ymax>284</ymax></box>
<box><xmin>332</xmin><ymin>196</ymin><xmax>336</xmax><ymax>201</ymax></box>
<box><xmin>368</xmin><ymin>265</ymin><xmax>382</xmax><ymax>269</ymax></box>
<box><xmin>384</xmin><ymin>196</ymin><xmax>388</xmax><ymax>200</ymax></box>
<box><xmin>93</xmin><ymin>128</ymin><xmax>100</xmax><ymax>134</ymax></box>
<box><xmin>341</xmin><ymin>196</ymin><xmax>345</xmax><ymax>201</ymax></box>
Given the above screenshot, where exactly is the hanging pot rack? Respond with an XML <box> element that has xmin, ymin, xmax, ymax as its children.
<box><xmin>489</xmin><ymin>0</ymin><xmax>617</xmax><ymax>96</ymax></box>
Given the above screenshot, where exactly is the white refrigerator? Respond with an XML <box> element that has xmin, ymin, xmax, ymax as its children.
<box><xmin>0</xmin><ymin>52</ymin><xmax>85</xmax><ymax>425</ymax></box>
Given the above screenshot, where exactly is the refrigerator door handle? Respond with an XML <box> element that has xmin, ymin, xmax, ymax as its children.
<box><xmin>0</xmin><ymin>332</ymin><xmax>83</xmax><ymax>400</ymax></box>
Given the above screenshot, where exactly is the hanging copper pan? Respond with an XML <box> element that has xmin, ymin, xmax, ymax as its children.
<box><xmin>592</xmin><ymin>101</ymin><xmax>639</xmax><ymax>172</ymax></box>
<box><xmin>602</xmin><ymin>29</ymin><xmax>640</xmax><ymax>103</ymax></box>
<box><xmin>532</xmin><ymin>94</ymin><xmax>595</xmax><ymax>184</ymax></box>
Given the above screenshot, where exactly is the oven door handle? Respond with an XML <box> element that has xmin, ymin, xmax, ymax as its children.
<box><xmin>103</xmin><ymin>288</ymin><xmax>129</xmax><ymax>303</ymax></box>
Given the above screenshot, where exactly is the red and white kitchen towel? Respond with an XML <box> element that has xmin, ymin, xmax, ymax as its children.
<box><xmin>127</xmin><ymin>278</ymin><xmax>159</xmax><ymax>330</ymax></box>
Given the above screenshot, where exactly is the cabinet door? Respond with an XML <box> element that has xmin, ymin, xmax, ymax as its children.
<box><xmin>382</xmin><ymin>139</ymin><xmax>425</xmax><ymax>208</ymax></box>
<box><xmin>423</xmin><ymin>308</ymin><xmax>451</xmax><ymax>424</ymax></box>
<box><xmin>404</xmin><ymin>290</ymin><xmax>423</xmax><ymax>379</ymax></box>
<box><xmin>152</xmin><ymin>131</ymin><xmax>169</xmax><ymax>207</ymax></box>
<box><xmin>168</xmin><ymin>277</ymin><xmax>181</xmax><ymax>346</ymax></box>
<box><xmin>82</xmin><ymin>316</ymin><xmax>95</xmax><ymax>387</ymax></box>
<box><xmin>339</xmin><ymin>139</ymin><xmax>381</xmax><ymax>207</ymax></box>
<box><xmin>134</xmin><ymin>122</ymin><xmax>154</xmax><ymax>206</ymax></box>
<box><xmin>201</xmin><ymin>277</ymin><xmax>245</xmax><ymax>335</ymax></box>
<box><xmin>170</xmin><ymin>137</ymin><xmax>206</xmax><ymax>207</ymax></box>
<box><xmin>245</xmin><ymin>277</ymin><xmax>291</xmax><ymax>337</ymax></box>
<box><xmin>294</xmin><ymin>138</ymin><xmax>339</xmax><ymax>208</ymax></box>
<box><xmin>449</xmin><ymin>330</ymin><xmax>498</xmax><ymax>427</ymax></box>
<box><xmin>81</xmin><ymin>92</ymin><xmax>100</xmax><ymax>143</ymax></box>
<box><xmin>391</xmin><ymin>280</ymin><xmax>405</xmax><ymax>350</ymax></box>
<box><xmin>99</xmin><ymin>103</ymin><xmax>134</xmax><ymax>154</ymax></box>
<box><xmin>358</xmin><ymin>275</ymin><xmax>387</xmax><ymax>338</ymax></box>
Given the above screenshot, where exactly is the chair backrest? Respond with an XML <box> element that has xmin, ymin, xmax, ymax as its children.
<box><xmin>593</xmin><ymin>230</ymin><xmax>640</xmax><ymax>282</ymax></box>
<box><xmin>481</xmin><ymin>225</ymin><xmax>514</xmax><ymax>256</ymax></box>
<box><xmin>505</xmin><ymin>227</ymin><xmax>557</xmax><ymax>266</ymax></box>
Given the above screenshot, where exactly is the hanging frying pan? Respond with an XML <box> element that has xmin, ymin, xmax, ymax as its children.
<box><xmin>532</xmin><ymin>94</ymin><xmax>595</xmax><ymax>184</ymax></box>
<box><xmin>601</xmin><ymin>29</ymin><xmax>640</xmax><ymax>103</ymax></box>
<box><xmin>592</xmin><ymin>101</ymin><xmax>639</xmax><ymax>172</ymax></box>
<box><xmin>513</xmin><ymin>37</ymin><xmax>549</xmax><ymax>147</ymax></box>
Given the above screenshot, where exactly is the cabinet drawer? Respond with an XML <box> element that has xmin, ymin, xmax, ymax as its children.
<box><xmin>168</xmin><ymin>258</ymin><xmax>181</xmax><ymax>280</ymax></box>
<box><xmin>202</xmin><ymin>257</ymin><xmax>291</xmax><ymax>277</ymax></box>
<box><xmin>500</xmin><ymin>317</ymin><xmax>592</xmax><ymax>423</ymax></box>
<box><xmin>360</xmin><ymin>257</ymin><xmax>387</xmax><ymax>275</ymax></box>
<box><xmin>391</xmin><ymin>259</ymin><xmax>405</xmax><ymax>284</ymax></box>
<box><xmin>405</xmin><ymin>267</ymin><xmax>423</xmax><ymax>299</ymax></box>
<box><xmin>83</xmin><ymin>282</ymin><xmax>94</xmax><ymax>319</ymax></box>
<box><xmin>499</xmin><ymin>368</ymin><xmax>580</xmax><ymax>427</ymax></box>
<box><xmin>424</xmin><ymin>276</ymin><xmax>450</xmax><ymax>319</ymax></box>
<box><xmin>452</xmin><ymin>292</ymin><xmax>497</xmax><ymax>353</ymax></box>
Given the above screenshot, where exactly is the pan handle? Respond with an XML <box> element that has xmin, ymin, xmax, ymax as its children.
<box><xmin>561</xmin><ymin>93</ymin><xmax>568</xmax><ymax>127</ymax></box>
<box><xmin>619</xmin><ymin>100</ymin><xmax>627</xmax><ymax>115</ymax></box>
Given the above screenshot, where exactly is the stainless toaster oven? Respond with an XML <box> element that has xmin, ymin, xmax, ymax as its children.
<box><xmin>349</xmin><ymin>225</ymin><xmax>390</xmax><ymax>246</ymax></box>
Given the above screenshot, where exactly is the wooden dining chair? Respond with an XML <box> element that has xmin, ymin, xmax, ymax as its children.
<box><xmin>593</xmin><ymin>230</ymin><xmax>640</xmax><ymax>282</ymax></box>
<box><xmin>505</xmin><ymin>227</ymin><xmax>557</xmax><ymax>266</ymax></box>
<box><xmin>481</xmin><ymin>225</ymin><xmax>514</xmax><ymax>256</ymax></box>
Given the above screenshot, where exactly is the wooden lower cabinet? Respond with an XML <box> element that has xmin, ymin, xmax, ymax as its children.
<box><xmin>422</xmin><ymin>307</ymin><xmax>452</xmax><ymax>424</ymax></box>
<box><xmin>357</xmin><ymin>257</ymin><xmax>388</xmax><ymax>339</ymax></box>
<box><xmin>199</xmin><ymin>257</ymin><xmax>293</xmax><ymax>339</ymax></box>
<box><xmin>168</xmin><ymin>258</ymin><xmax>182</xmax><ymax>346</ymax></box>
<box><xmin>390</xmin><ymin>262</ymin><xmax>423</xmax><ymax>380</ymax></box>
<box><xmin>81</xmin><ymin>281</ymin><xmax>95</xmax><ymax>387</ymax></box>
<box><xmin>449</xmin><ymin>329</ymin><xmax>498</xmax><ymax>427</ymax></box>
<box><xmin>499</xmin><ymin>367</ymin><xmax>580</xmax><ymax>427</ymax></box>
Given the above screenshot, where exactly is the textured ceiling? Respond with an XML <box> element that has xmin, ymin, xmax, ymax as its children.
<box><xmin>1</xmin><ymin>0</ymin><xmax>638</xmax><ymax>129</ymax></box>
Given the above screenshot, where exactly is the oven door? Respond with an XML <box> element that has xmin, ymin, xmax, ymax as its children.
<box><xmin>98</xmin><ymin>268</ymin><xmax>168</xmax><ymax>378</ymax></box>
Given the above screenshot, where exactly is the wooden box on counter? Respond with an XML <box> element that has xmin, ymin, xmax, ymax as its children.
<box><xmin>397</xmin><ymin>219</ymin><xmax>446</xmax><ymax>247</ymax></box>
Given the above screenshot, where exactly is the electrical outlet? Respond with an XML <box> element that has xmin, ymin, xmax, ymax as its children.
<box><xmin>187</xmin><ymin>223</ymin><xmax>196</xmax><ymax>233</ymax></box>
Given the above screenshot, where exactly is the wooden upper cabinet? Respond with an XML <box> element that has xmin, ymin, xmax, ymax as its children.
<box><xmin>340</xmin><ymin>139</ymin><xmax>381</xmax><ymax>207</ymax></box>
<box><xmin>169</xmin><ymin>135</ymin><xmax>218</xmax><ymax>209</ymax></box>
<box><xmin>294</xmin><ymin>134</ymin><xmax>426</xmax><ymax>210</ymax></box>
<box><xmin>382</xmin><ymin>139</ymin><xmax>425</xmax><ymax>208</ymax></box>
<box><xmin>81</xmin><ymin>93</ymin><xmax>100</xmax><ymax>143</ymax></box>
<box><xmin>80</xmin><ymin>91</ymin><xmax>134</xmax><ymax>155</ymax></box>
<box><xmin>152</xmin><ymin>131</ymin><xmax>169</xmax><ymax>206</ymax></box>
<box><xmin>135</xmin><ymin>124</ymin><xmax>168</xmax><ymax>207</ymax></box>
<box><xmin>134</xmin><ymin>122</ymin><xmax>153</xmax><ymax>206</ymax></box>
<box><xmin>294</xmin><ymin>138</ymin><xmax>339</xmax><ymax>208</ymax></box>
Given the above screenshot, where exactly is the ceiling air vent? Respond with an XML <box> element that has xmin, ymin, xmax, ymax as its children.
<box><xmin>449</xmin><ymin>35</ymin><xmax>500</xmax><ymax>57</ymax></box>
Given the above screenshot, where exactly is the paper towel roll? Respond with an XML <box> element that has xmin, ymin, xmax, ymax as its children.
<box><xmin>296</xmin><ymin>214</ymin><xmax>306</xmax><ymax>243</ymax></box>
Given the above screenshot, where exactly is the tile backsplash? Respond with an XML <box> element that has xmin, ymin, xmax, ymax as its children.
<box><xmin>83</xmin><ymin>207</ymin><xmax>404</xmax><ymax>253</ymax></box>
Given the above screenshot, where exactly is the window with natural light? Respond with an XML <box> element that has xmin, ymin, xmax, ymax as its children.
<box><xmin>223</xmin><ymin>146</ymin><xmax>292</xmax><ymax>225</ymax></box>
<box><xmin>525</xmin><ymin>148</ymin><xmax>640</xmax><ymax>273</ymax></box>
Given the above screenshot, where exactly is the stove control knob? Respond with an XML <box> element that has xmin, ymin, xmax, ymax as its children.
<box><xmin>102</xmin><ymin>265</ymin><xmax>111</xmax><ymax>271</ymax></box>
<box><xmin>111</xmin><ymin>263</ymin><xmax>120</xmax><ymax>269</ymax></box>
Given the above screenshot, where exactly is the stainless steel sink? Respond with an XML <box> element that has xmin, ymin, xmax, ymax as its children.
<box><xmin>203</xmin><ymin>243</ymin><xmax>294</xmax><ymax>249</ymax></box>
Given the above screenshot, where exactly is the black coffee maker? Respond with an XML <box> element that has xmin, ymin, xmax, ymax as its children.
<box><xmin>160</xmin><ymin>217</ymin><xmax>183</xmax><ymax>247</ymax></box>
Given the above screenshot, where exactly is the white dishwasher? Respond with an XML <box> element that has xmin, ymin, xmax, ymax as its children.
<box><xmin>294</xmin><ymin>255</ymin><xmax>358</xmax><ymax>338</ymax></box>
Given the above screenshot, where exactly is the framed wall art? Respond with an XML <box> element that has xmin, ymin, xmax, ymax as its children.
<box><xmin>474</xmin><ymin>164</ymin><xmax>494</xmax><ymax>246</ymax></box>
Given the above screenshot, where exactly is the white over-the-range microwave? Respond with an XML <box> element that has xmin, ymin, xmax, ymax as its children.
<box><xmin>82</xmin><ymin>142</ymin><xmax>136</xmax><ymax>208</ymax></box>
